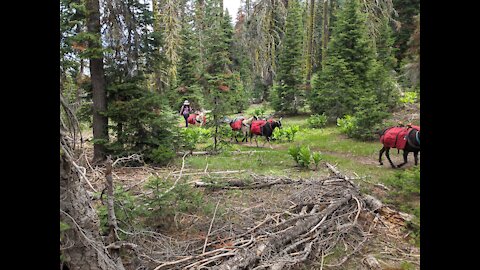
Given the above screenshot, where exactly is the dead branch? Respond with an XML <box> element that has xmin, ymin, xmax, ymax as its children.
<box><xmin>176</xmin><ymin>170</ymin><xmax>246</xmax><ymax>177</ymax></box>
<box><xmin>112</xmin><ymin>154</ymin><xmax>144</xmax><ymax>167</ymax></box>
<box><xmin>105</xmin><ymin>157</ymin><xmax>120</xmax><ymax>243</ymax></box>
<box><xmin>157</xmin><ymin>153</ymin><xmax>188</xmax><ymax>199</ymax></box>
<box><xmin>203</xmin><ymin>201</ymin><xmax>221</xmax><ymax>254</ymax></box>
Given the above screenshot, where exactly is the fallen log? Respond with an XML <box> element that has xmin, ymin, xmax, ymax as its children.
<box><xmin>193</xmin><ymin>177</ymin><xmax>296</xmax><ymax>189</ymax></box>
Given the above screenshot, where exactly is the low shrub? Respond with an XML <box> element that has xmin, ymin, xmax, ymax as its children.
<box><xmin>307</xmin><ymin>113</ymin><xmax>328</xmax><ymax>128</ymax></box>
<box><xmin>288</xmin><ymin>144</ymin><xmax>322</xmax><ymax>170</ymax></box>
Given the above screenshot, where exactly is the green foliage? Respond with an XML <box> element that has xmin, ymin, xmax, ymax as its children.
<box><xmin>400</xmin><ymin>91</ymin><xmax>418</xmax><ymax>104</ymax></box>
<box><xmin>298</xmin><ymin>145</ymin><xmax>312</xmax><ymax>168</ymax></box>
<box><xmin>327</xmin><ymin>0</ymin><xmax>375</xmax><ymax>87</ymax></box>
<box><xmin>307</xmin><ymin>113</ymin><xmax>328</xmax><ymax>128</ymax></box>
<box><xmin>180</xmin><ymin>127</ymin><xmax>211</xmax><ymax>151</ymax></box>
<box><xmin>272</xmin><ymin>0</ymin><xmax>305</xmax><ymax>114</ymax></box>
<box><xmin>392</xmin><ymin>0</ymin><xmax>420</xmax><ymax>67</ymax></box>
<box><xmin>335</xmin><ymin>96</ymin><xmax>388</xmax><ymax>141</ymax></box>
<box><xmin>375</xmin><ymin>18</ymin><xmax>398</xmax><ymax>72</ymax></box>
<box><xmin>176</xmin><ymin>10</ymin><xmax>205</xmax><ymax>110</ymax></box>
<box><xmin>310</xmin><ymin>0</ymin><xmax>397</xmax><ymax>120</ymax></box>
<box><xmin>349</xmin><ymin>96</ymin><xmax>389</xmax><ymax>140</ymax></box>
<box><xmin>312</xmin><ymin>152</ymin><xmax>322</xmax><ymax>170</ymax></box>
<box><xmin>60</xmin><ymin>221</ymin><xmax>70</xmax><ymax>243</ymax></box>
<box><xmin>273</xmin><ymin>125</ymin><xmax>299</xmax><ymax>142</ymax></box>
<box><xmin>148</xmin><ymin>145</ymin><xmax>176</xmax><ymax>166</ymax></box>
<box><xmin>60</xmin><ymin>219</ymin><xmax>70</xmax><ymax>263</ymax></box>
<box><xmin>201</xmin><ymin>10</ymin><xmax>248</xmax><ymax>150</ymax></box>
<box><xmin>369</xmin><ymin>61</ymin><xmax>400</xmax><ymax>111</ymax></box>
<box><xmin>337</xmin><ymin>115</ymin><xmax>357</xmax><ymax>136</ymax></box>
<box><xmin>101</xmin><ymin>80</ymin><xmax>179</xmax><ymax>165</ymax></box>
<box><xmin>285</xmin><ymin>125</ymin><xmax>300</xmax><ymax>142</ymax></box>
<box><xmin>400</xmin><ymin>261</ymin><xmax>416</xmax><ymax>270</ymax></box>
<box><xmin>96</xmin><ymin>186</ymin><xmax>145</xmax><ymax>236</ymax></box>
<box><xmin>310</xmin><ymin>56</ymin><xmax>360</xmax><ymax>118</ymax></box>
<box><xmin>288</xmin><ymin>145</ymin><xmax>301</xmax><ymax>164</ymax></box>
<box><xmin>142</xmin><ymin>176</ymin><xmax>211</xmax><ymax>228</ymax></box>
<box><xmin>384</xmin><ymin>166</ymin><xmax>420</xmax><ymax>196</ymax></box>
<box><xmin>254</xmin><ymin>107</ymin><xmax>266</xmax><ymax>118</ymax></box>
<box><xmin>288</xmin><ymin>144</ymin><xmax>322</xmax><ymax>170</ymax></box>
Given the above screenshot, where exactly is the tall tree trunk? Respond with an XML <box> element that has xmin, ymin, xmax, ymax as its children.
<box><xmin>60</xmin><ymin>143</ymin><xmax>123</xmax><ymax>270</ymax></box>
<box><xmin>321</xmin><ymin>0</ymin><xmax>329</xmax><ymax>68</ymax></box>
<box><xmin>86</xmin><ymin>0</ymin><xmax>108</xmax><ymax>163</ymax></box>
<box><xmin>152</xmin><ymin>0</ymin><xmax>164</xmax><ymax>93</ymax></box>
<box><xmin>195</xmin><ymin>0</ymin><xmax>206</xmax><ymax>70</ymax></box>
<box><xmin>305</xmin><ymin>0</ymin><xmax>315</xmax><ymax>85</ymax></box>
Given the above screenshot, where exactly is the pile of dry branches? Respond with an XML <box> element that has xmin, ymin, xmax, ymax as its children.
<box><xmin>133</xmin><ymin>163</ymin><xmax>394</xmax><ymax>270</ymax></box>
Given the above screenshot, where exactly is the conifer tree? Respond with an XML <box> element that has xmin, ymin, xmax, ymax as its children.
<box><xmin>310</xmin><ymin>0</ymin><xmax>379</xmax><ymax>118</ymax></box>
<box><xmin>271</xmin><ymin>0</ymin><xmax>304</xmax><ymax>114</ymax></box>
<box><xmin>400</xmin><ymin>13</ymin><xmax>420</xmax><ymax>91</ymax></box>
<box><xmin>97</xmin><ymin>0</ymin><xmax>179</xmax><ymax>164</ymax></box>
<box><xmin>175</xmin><ymin>9</ymin><xmax>204</xmax><ymax>111</ymax></box>
<box><xmin>376</xmin><ymin>18</ymin><xmax>398</xmax><ymax>72</ymax></box>
<box><xmin>202</xmin><ymin>2</ymin><xmax>242</xmax><ymax>151</ymax></box>
<box><xmin>232</xmin><ymin>10</ymin><xmax>254</xmax><ymax>104</ymax></box>
<box><xmin>371</xmin><ymin>18</ymin><xmax>400</xmax><ymax>110</ymax></box>
<box><xmin>326</xmin><ymin>0</ymin><xmax>376</xmax><ymax>89</ymax></box>
<box><xmin>392</xmin><ymin>0</ymin><xmax>420</xmax><ymax>68</ymax></box>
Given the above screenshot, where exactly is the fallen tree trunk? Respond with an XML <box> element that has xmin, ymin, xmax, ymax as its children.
<box><xmin>60</xmin><ymin>140</ymin><xmax>125</xmax><ymax>270</ymax></box>
<box><xmin>193</xmin><ymin>176</ymin><xmax>296</xmax><ymax>189</ymax></box>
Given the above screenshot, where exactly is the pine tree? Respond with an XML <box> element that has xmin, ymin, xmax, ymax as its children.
<box><xmin>232</xmin><ymin>10</ymin><xmax>254</xmax><ymax>104</ymax></box>
<box><xmin>96</xmin><ymin>0</ymin><xmax>179</xmax><ymax>164</ymax></box>
<box><xmin>271</xmin><ymin>0</ymin><xmax>304</xmax><ymax>114</ymax></box>
<box><xmin>376</xmin><ymin>18</ymin><xmax>398</xmax><ymax>72</ymax></box>
<box><xmin>175</xmin><ymin>6</ymin><xmax>204</xmax><ymax>111</ymax></box>
<box><xmin>401</xmin><ymin>13</ymin><xmax>420</xmax><ymax>90</ymax></box>
<box><xmin>310</xmin><ymin>0</ymin><xmax>380</xmax><ymax>119</ymax></box>
<box><xmin>371</xmin><ymin>18</ymin><xmax>400</xmax><ymax>110</ymax></box>
<box><xmin>327</xmin><ymin>0</ymin><xmax>376</xmax><ymax>89</ymax></box>
<box><xmin>310</xmin><ymin>56</ymin><xmax>360</xmax><ymax>119</ymax></box>
<box><xmin>202</xmin><ymin>2</ymin><xmax>242</xmax><ymax>151</ymax></box>
<box><xmin>392</xmin><ymin>0</ymin><xmax>420</xmax><ymax>68</ymax></box>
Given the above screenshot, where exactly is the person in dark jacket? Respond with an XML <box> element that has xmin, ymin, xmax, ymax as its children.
<box><xmin>179</xmin><ymin>100</ymin><xmax>192</xmax><ymax>127</ymax></box>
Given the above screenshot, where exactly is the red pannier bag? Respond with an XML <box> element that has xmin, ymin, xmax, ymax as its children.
<box><xmin>380</xmin><ymin>127</ymin><xmax>411</xmax><ymax>150</ymax></box>
<box><xmin>187</xmin><ymin>114</ymin><xmax>197</xmax><ymax>125</ymax></box>
<box><xmin>250</xmin><ymin>120</ymin><xmax>267</xmax><ymax>135</ymax></box>
<box><xmin>230</xmin><ymin>118</ymin><xmax>244</xmax><ymax>131</ymax></box>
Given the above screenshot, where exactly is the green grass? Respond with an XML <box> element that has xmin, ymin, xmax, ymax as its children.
<box><xmin>177</xmin><ymin>111</ymin><xmax>418</xmax><ymax>196</ymax></box>
<box><xmin>294</xmin><ymin>126</ymin><xmax>380</xmax><ymax>156</ymax></box>
<box><xmin>185</xmin><ymin>149</ymin><xmax>297</xmax><ymax>176</ymax></box>
<box><xmin>178</xmin><ymin>115</ymin><xmax>400</xmax><ymax>184</ymax></box>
